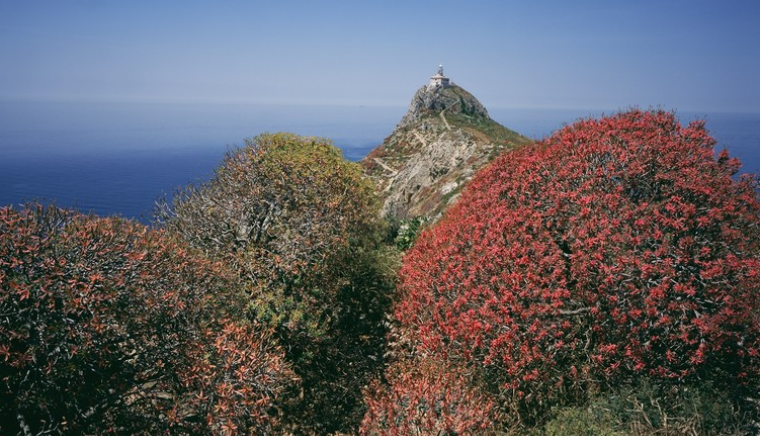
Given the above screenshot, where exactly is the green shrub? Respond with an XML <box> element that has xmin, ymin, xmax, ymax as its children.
<box><xmin>391</xmin><ymin>215</ymin><xmax>430</xmax><ymax>251</ymax></box>
<box><xmin>601</xmin><ymin>380</ymin><xmax>754</xmax><ymax>436</ymax></box>
<box><xmin>533</xmin><ymin>379</ymin><xmax>755</xmax><ymax>436</ymax></box>
<box><xmin>158</xmin><ymin>133</ymin><xmax>396</xmax><ymax>434</ymax></box>
<box><xmin>537</xmin><ymin>406</ymin><xmax>623</xmax><ymax>436</ymax></box>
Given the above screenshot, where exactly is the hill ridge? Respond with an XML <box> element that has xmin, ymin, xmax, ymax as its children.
<box><xmin>361</xmin><ymin>78</ymin><xmax>532</xmax><ymax>220</ymax></box>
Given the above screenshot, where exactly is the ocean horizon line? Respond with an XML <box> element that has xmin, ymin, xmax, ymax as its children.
<box><xmin>2</xmin><ymin>97</ymin><xmax>758</xmax><ymax>116</ymax></box>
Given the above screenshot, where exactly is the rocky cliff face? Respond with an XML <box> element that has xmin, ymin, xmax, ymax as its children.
<box><xmin>361</xmin><ymin>83</ymin><xmax>532</xmax><ymax>220</ymax></box>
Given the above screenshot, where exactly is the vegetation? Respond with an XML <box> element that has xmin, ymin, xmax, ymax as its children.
<box><xmin>360</xmin><ymin>357</ymin><xmax>498</xmax><ymax>435</ymax></box>
<box><xmin>388</xmin><ymin>215</ymin><xmax>430</xmax><ymax>251</ymax></box>
<box><xmin>157</xmin><ymin>133</ymin><xmax>397</xmax><ymax>434</ymax></box>
<box><xmin>3</xmin><ymin>110</ymin><xmax>759</xmax><ymax>436</ymax></box>
<box><xmin>0</xmin><ymin>203</ymin><xmax>294</xmax><ymax>435</ymax></box>
<box><xmin>375</xmin><ymin>109</ymin><xmax>760</xmax><ymax>435</ymax></box>
<box><xmin>447</xmin><ymin>113</ymin><xmax>527</xmax><ymax>145</ymax></box>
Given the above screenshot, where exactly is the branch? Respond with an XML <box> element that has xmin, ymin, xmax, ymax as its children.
<box><xmin>557</xmin><ymin>307</ymin><xmax>591</xmax><ymax>316</ymax></box>
<box><xmin>17</xmin><ymin>412</ymin><xmax>33</xmax><ymax>436</ymax></box>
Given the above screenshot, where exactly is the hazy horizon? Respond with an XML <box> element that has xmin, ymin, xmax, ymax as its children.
<box><xmin>1</xmin><ymin>1</ymin><xmax>759</xmax><ymax>113</ymax></box>
<box><xmin>2</xmin><ymin>101</ymin><xmax>757</xmax><ymax>221</ymax></box>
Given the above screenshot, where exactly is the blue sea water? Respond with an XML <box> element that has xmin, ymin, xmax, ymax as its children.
<box><xmin>1</xmin><ymin>101</ymin><xmax>758</xmax><ymax>222</ymax></box>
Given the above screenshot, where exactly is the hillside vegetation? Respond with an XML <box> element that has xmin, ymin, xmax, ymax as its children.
<box><xmin>156</xmin><ymin>133</ymin><xmax>397</xmax><ymax>435</ymax></box>
<box><xmin>365</xmin><ymin>109</ymin><xmax>760</xmax><ymax>436</ymax></box>
<box><xmin>362</xmin><ymin>83</ymin><xmax>532</xmax><ymax>220</ymax></box>
<box><xmin>2</xmin><ymin>110</ymin><xmax>760</xmax><ymax>436</ymax></box>
<box><xmin>0</xmin><ymin>204</ymin><xmax>294</xmax><ymax>435</ymax></box>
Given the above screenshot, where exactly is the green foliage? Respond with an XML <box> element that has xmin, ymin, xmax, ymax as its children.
<box><xmin>448</xmin><ymin>112</ymin><xmax>529</xmax><ymax>145</ymax></box>
<box><xmin>601</xmin><ymin>380</ymin><xmax>753</xmax><ymax>436</ymax></box>
<box><xmin>391</xmin><ymin>216</ymin><xmax>430</xmax><ymax>251</ymax></box>
<box><xmin>159</xmin><ymin>133</ymin><xmax>382</xmax><ymax>334</ymax></box>
<box><xmin>0</xmin><ymin>203</ymin><xmax>294</xmax><ymax>435</ymax></box>
<box><xmin>533</xmin><ymin>380</ymin><xmax>755</xmax><ymax>436</ymax></box>
<box><xmin>158</xmin><ymin>133</ymin><xmax>396</xmax><ymax>434</ymax></box>
<box><xmin>536</xmin><ymin>406</ymin><xmax>624</xmax><ymax>436</ymax></box>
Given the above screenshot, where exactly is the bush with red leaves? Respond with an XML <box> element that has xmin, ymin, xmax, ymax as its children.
<box><xmin>395</xmin><ymin>110</ymin><xmax>760</xmax><ymax>418</ymax></box>
<box><xmin>360</xmin><ymin>357</ymin><xmax>498</xmax><ymax>436</ymax></box>
<box><xmin>0</xmin><ymin>204</ymin><xmax>294</xmax><ymax>435</ymax></box>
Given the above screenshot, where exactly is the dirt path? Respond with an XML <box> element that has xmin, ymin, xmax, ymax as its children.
<box><xmin>413</xmin><ymin>131</ymin><xmax>429</xmax><ymax>147</ymax></box>
<box><xmin>439</xmin><ymin>109</ymin><xmax>452</xmax><ymax>131</ymax></box>
<box><xmin>372</xmin><ymin>158</ymin><xmax>398</xmax><ymax>176</ymax></box>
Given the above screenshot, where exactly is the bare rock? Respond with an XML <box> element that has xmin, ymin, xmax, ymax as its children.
<box><xmin>362</xmin><ymin>82</ymin><xmax>532</xmax><ymax>220</ymax></box>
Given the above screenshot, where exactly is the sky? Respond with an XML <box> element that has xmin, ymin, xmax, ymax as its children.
<box><xmin>1</xmin><ymin>0</ymin><xmax>759</xmax><ymax>112</ymax></box>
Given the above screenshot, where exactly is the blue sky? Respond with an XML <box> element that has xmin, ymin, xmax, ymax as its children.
<box><xmin>1</xmin><ymin>0</ymin><xmax>758</xmax><ymax>112</ymax></box>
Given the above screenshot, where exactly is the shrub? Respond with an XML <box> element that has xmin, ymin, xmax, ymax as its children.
<box><xmin>534</xmin><ymin>379</ymin><xmax>753</xmax><ymax>436</ymax></box>
<box><xmin>158</xmin><ymin>133</ymin><xmax>395</xmax><ymax>433</ymax></box>
<box><xmin>0</xmin><ymin>203</ymin><xmax>294</xmax><ymax>435</ymax></box>
<box><xmin>360</xmin><ymin>357</ymin><xmax>498</xmax><ymax>436</ymax></box>
<box><xmin>601</xmin><ymin>379</ymin><xmax>751</xmax><ymax>436</ymax></box>
<box><xmin>535</xmin><ymin>405</ymin><xmax>623</xmax><ymax>436</ymax></box>
<box><xmin>391</xmin><ymin>216</ymin><xmax>430</xmax><ymax>251</ymax></box>
<box><xmin>395</xmin><ymin>110</ymin><xmax>760</xmax><ymax>423</ymax></box>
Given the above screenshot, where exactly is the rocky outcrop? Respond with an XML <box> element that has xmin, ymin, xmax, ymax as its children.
<box><xmin>362</xmin><ymin>83</ymin><xmax>532</xmax><ymax>220</ymax></box>
<box><xmin>397</xmin><ymin>84</ymin><xmax>489</xmax><ymax>129</ymax></box>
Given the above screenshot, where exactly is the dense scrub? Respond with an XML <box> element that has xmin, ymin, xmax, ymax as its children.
<box><xmin>0</xmin><ymin>203</ymin><xmax>294</xmax><ymax>435</ymax></box>
<box><xmin>375</xmin><ymin>109</ymin><xmax>760</xmax><ymax>433</ymax></box>
<box><xmin>360</xmin><ymin>356</ymin><xmax>498</xmax><ymax>435</ymax></box>
<box><xmin>7</xmin><ymin>111</ymin><xmax>757</xmax><ymax>435</ymax></box>
<box><xmin>158</xmin><ymin>133</ymin><xmax>396</xmax><ymax>434</ymax></box>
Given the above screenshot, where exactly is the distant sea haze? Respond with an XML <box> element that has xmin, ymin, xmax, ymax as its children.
<box><xmin>1</xmin><ymin>101</ymin><xmax>758</xmax><ymax>222</ymax></box>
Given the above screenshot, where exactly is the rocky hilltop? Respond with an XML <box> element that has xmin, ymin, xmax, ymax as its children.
<box><xmin>361</xmin><ymin>69</ymin><xmax>532</xmax><ymax>220</ymax></box>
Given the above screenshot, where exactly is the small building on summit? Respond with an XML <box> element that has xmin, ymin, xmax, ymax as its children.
<box><xmin>429</xmin><ymin>65</ymin><xmax>450</xmax><ymax>89</ymax></box>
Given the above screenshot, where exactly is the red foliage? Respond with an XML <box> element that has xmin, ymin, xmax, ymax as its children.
<box><xmin>0</xmin><ymin>204</ymin><xmax>294</xmax><ymax>435</ymax></box>
<box><xmin>360</xmin><ymin>358</ymin><xmax>497</xmax><ymax>436</ymax></box>
<box><xmin>396</xmin><ymin>110</ymin><xmax>760</xmax><ymax>410</ymax></box>
<box><xmin>180</xmin><ymin>322</ymin><xmax>294</xmax><ymax>436</ymax></box>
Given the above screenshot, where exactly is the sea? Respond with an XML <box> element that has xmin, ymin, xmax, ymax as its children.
<box><xmin>1</xmin><ymin>101</ymin><xmax>758</xmax><ymax>223</ymax></box>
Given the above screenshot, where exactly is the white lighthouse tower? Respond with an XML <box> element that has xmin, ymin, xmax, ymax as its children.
<box><xmin>429</xmin><ymin>65</ymin><xmax>450</xmax><ymax>89</ymax></box>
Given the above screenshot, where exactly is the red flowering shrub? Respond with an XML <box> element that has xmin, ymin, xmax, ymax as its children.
<box><xmin>180</xmin><ymin>322</ymin><xmax>294</xmax><ymax>436</ymax></box>
<box><xmin>0</xmin><ymin>204</ymin><xmax>294</xmax><ymax>435</ymax></box>
<box><xmin>360</xmin><ymin>357</ymin><xmax>498</xmax><ymax>436</ymax></box>
<box><xmin>396</xmin><ymin>110</ymin><xmax>760</xmax><ymax>418</ymax></box>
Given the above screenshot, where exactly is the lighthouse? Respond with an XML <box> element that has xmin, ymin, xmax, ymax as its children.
<box><xmin>428</xmin><ymin>65</ymin><xmax>450</xmax><ymax>89</ymax></box>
